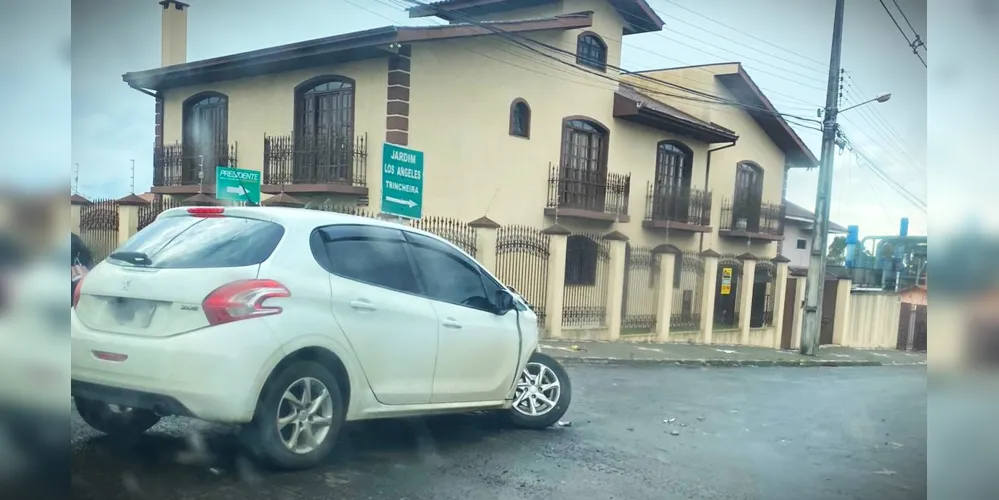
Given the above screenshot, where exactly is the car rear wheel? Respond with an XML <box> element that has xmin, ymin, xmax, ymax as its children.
<box><xmin>240</xmin><ymin>360</ymin><xmax>344</xmax><ymax>470</ymax></box>
<box><xmin>73</xmin><ymin>396</ymin><xmax>161</xmax><ymax>437</ymax></box>
<box><xmin>507</xmin><ymin>352</ymin><xmax>571</xmax><ymax>429</ymax></box>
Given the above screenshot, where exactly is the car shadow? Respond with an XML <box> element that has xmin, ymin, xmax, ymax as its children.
<box><xmin>71</xmin><ymin>411</ymin><xmax>524</xmax><ymax>495</ymax></box>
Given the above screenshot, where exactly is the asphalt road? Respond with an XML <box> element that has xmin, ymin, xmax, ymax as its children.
<box><xmin>70</xmin><ymin>365</ymin><xmax>927</xmax><ymax>500</ymax></box>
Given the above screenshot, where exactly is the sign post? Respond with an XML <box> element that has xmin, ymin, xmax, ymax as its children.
<box><xmin>215</xmin><ymin>166</ymin><xmax>261</xmax><ymax>205</ymax></box>
<box><xmin>381</xmin><ymin>143</ymin><xmax>424</xmax><ymax>220</ymax></box>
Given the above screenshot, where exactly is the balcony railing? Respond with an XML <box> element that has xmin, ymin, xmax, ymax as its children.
<box><xmin>263</xmin><ymin>133</ymin><xmax>367</xmax><ymax>188</ymax></box>
<box><xmin>546</xmin><ymin>164</ymin><xmax>630</xmax><ymax>220</ymax></box>
<box><xmin>644</xmin><ymin>183</ymin><xmax>712</xmax><ymax>229</ymax></box>
<box><xmin>153</xmin><ymin>142</ymin><xmax>238</xmax><ymax>187</ymax></box>
<box><xmin>719</xmin><ymin>198</ymin><xmax>785</xmax><ymax>238</ymax></box>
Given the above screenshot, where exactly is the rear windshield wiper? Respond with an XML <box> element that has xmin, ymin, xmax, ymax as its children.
<box><xmin>109</xmin><ymin>251</ymin><xmax>152</xmax><ymax>266</ymax></box>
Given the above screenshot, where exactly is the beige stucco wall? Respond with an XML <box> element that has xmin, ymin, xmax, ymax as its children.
<box><xmin>161</xmin><ymin>58</ymin><xmax>388</xmax><ymax>186</ymax></box>
<box><xmin>841</xmin><ymin>292</ymin><xmax>901</xmax><ymax>348</ymax></box>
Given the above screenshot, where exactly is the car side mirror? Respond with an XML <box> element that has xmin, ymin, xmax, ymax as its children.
<box><xmin>494</xmin><ymin>289</ymin><xmax>516</xmax><ymax>315</ymax></box>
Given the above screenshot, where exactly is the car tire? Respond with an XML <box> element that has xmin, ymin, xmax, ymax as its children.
<box><xmin>73</xmin><ymin>397</ymin><xmax>160</xmax><ymax>437</ymax></box>
<box><xmin>240</xmin><ymin>360</ymin><xmax>344</xmax><ymax>471</ymax></box>
<box><xmin>507</xmin><ymin>352</ymin><xmax>571</xmax><ymax>430</ymax></box>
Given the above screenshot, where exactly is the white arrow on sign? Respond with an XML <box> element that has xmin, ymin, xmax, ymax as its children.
<box><xmin>385</xmin><ymin>196</ymin><xmax>417</xmax><ymax>208</ymax></box>
<box><xmin>226</xmin><ymin>185</ymin><xmax>247</xmax><ymax>195</ymax></box>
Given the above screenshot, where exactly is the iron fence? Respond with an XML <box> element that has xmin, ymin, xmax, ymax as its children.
<box><xmin>719</xmin><ymin>198</ymin><xmax>784</xmax><ymax>236</ymax></box>
<box><xmin>153</xmin><ymin>142</ymin><xmax>238</xmax><ymax>187</ymax></box>
<box><xmin>714</xmin><ymin>254</ymin><xmax>744</xmax><ymax>328</ymax></box>
<box><xmin>645</xmin><ymin>183</ymin><xmax>712</xmax><ymax>227</ymax></box>
<box><xmin>671</xmin><ymin>251</ymin><xmax>705</xmax><ymax>331</ymax></box>
<box><xmin>78</xmin><ymin>198</ymin><xmax>119</xmax><ymax>264</ymax></box>
<box><xmin>621</xmin><ymin>245</ymin><xmax>660</xmax><ymax>333</ymax></box>
<box><xmin>308</xmin><ymin>203</ymin><xmax>376</xmax><ymax>218</ymax></box>
<box><xmin>495</xmin><ymin>225</ymin><xmax>550</xmax><ymax>327</ymax></box>
<box><xmin>751</xmin><ymin>260</ymin><xmax>777</xmax><ymax>327</ymax></box>
<box><xmin>138</xmin><ymin>197</ymin><xmax>184</xmax><ymax>232</ymax></box>
<box><xmin>411</xmin><ymin>216</ymin><xmax>477</xmax><ymax>257</ymax></box>
<box><xmin>546</xmin><ymin>164</ymin><xmax>630</xmax><ymax>217</ymax></box>
<box><xmin>263</xmin><ymin>133</ymin><xmax>367</xmax><ymax>187</ymax></box>
<box><xmin>562</xmin><ymin>233</ymin><xmax>611</xmax><ymax>327</ymax></box>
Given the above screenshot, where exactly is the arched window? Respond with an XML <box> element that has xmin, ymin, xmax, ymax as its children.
<box><xmin>565</xmin><ymin>235</ymin><xmax>598</xmax><ymax>286</ymax></box>
<box><xmin>559</xmin><ymin>117</ymin><xmax>609</xmax><ymax>210</ymax></box>
<box><xmin>182</xmin><ymin>92</ymin><xmax>229</xmax><ymax>184</ymax></box>
<box><xmin>294</xmin><ymin>76</ymin><xmax>356</xmax><ymax>182</ymax></box>
<box><xmin>509</xmin><ymin>99</ymin><xmax>531</xmax><ymax>138</ymax></box>
<box><xmin>655</xmin><ymin>141</ymin><xmax>693</xmax><ymax>191</ymax></box>
<box><xmin>734</xmin><ymin>161</ymin><xmax>764</xmax><ymax>231</ymax></box>
<box><xmin>576</xmin><ymin>32</ymin><xmax>607</xmax><ymax>71</ymax></box>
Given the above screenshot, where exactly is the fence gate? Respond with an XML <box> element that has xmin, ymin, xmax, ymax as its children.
<box><xmin>494</xmin><ymin>226</ymin><xmax>550</xmax><ymax>326</ymax></box>
<box><xmin>750</xmin><ymin>260</ymin><xmax>777</xmax><ymax>328</ymax></box>
<box><xmin>79</xmin><ymin>198</ymin><xmax>120</xmax><ymax>264</ymax></box>
<box><xmin>896</xmin><ymin>304</ymin><xmax>927</xmax><ymax>351</ymax></box>
<box><xmin>621</xmin><ymin>245</ymin><xmax>659</xmax><ymax>333</ymax></box>
<box><xmin>671</xmin><ymin>252</ymin><xmax>705</xmax><ymax>332</ymax></box>
<box><xmin>714</xmin><ymin>255</ymin><xmax>743</xmax><ymax>328</ymax></box>
<box><xmin>563</xmin><ymin>233</ymin><xmax>611</xmax><ymax>328</ymax></box>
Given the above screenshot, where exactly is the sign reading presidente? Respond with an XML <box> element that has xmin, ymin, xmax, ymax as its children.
<box><xmin>381</xmin><ymin>143</ymin><xmax>424</xmax><ymax>219</ymax></box>
<box><xmin>215</xmin><ymin>166</ymin><xmax>261</xmax><ymax>205</ymax></box>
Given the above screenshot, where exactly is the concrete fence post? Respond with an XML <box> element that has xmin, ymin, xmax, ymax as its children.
<box><xmin>770</xmin><ymin>255</ymin><xmax>791</xmax><ymax>349</ymax></box>
<box><xmin>603</xmin><ymin>231</ymin><xmax>629</xmax><ymax>341</ymax></box>
<box><xmin>652</xmin><ymin>244</ymin><xmax>680</xmax><ymax>343</ymax></box>
<box><xmin>541</xmin><ymin>225</ymin><xmax>570</xmax><ymax>339</ymax></box>
<box><xmin>468</xmin><ymin>216</ymin><xmax>501</xmax><ymax>274</ymax></box>
<box><xmin>116</xmin><ymin>194</ymin><xmax>150</xmax><ymax>246</ymax></box>
<box><xmin>699</xmin><ymin>249</ymin><xmax>720</xmax><ymax>345</ymax></box>
<box><xmin>737</xmin><ymin>252</ymin><xmax>757</xmax><ymax>345</ymax></box>
<box><xmin>832</xmin><ymin>277</ymin><xmax>853</xmax><ymax>345</ymax></box>
<box><xmin>70</xmin><ymin>194</ymin><xmax>89</xmax><ymax>236</ymax></box>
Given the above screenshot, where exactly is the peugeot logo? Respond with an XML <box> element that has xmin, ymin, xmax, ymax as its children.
<box><xmin>121</xmin><ymin>280</ymin><xmax>131</xmax><ymax>291</ymax></box>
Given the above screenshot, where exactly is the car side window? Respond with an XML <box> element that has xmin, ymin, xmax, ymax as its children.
<box><xmin>312</xmin><ymin>225</ymin><xmax>420</xmax><ymax>295</ymax></box>
<box><xmin>404</xmin><ymin>232</ymin><xmax>493</xmax><ymax>311</ymax></box>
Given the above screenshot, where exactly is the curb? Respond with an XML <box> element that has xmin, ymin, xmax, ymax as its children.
<box><xmin>549</xmin><ymin>356</ymin><xmax>917</xmax><ymax>368</ymax></box>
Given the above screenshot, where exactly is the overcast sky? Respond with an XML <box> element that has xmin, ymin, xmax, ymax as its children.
<box><xmin>6</xmin><ymin>0</ymin><xmax>930</xmax><ymax>239</ymax></box>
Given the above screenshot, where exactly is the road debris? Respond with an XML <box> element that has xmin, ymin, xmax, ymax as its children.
<box><xmin>664</xmin><ymin>418</ymin><xmax>676</xmax><ymax>424</ymax></box>
<box><xmin>669</xmin><ymin>430</ymin><xmax>680</xmax><ymax>436</ymax></box>
<box><xmin>557</xmin><ymin>420</ymin><xmax>572</xmax><ymax>427</ymax></box>
<box><xmin>872</xmin><ymin>469</ymin><xmax>897</xmax><ymax>476</ymax></box>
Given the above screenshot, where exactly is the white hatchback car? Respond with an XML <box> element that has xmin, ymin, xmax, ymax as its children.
<box><xmin>70</xmin><ymin>206</ymin><xmax>571</xmax><ymax>469</ymax></box>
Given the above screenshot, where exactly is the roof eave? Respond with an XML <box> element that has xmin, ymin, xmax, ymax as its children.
<box><xmin>613</xmin><ymin>92</ymin><xmax>739</xmax><ymax>143</ymax></box>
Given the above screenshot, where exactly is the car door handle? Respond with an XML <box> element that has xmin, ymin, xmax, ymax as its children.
<box><xmin>349</xmin><ymin>299</ymin><xmax>377</xmax><ymax>311</ymax></box>
<box><xmin>442</xmin><ymin>318</ymin><xmax>462</xmax><ymax>329</ymax></box>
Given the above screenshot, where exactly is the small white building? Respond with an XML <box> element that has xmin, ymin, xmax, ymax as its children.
<box><xmin>779</xmin><ymin>201</ymin><xmax>848</xmax><ymax>268</ymax></box>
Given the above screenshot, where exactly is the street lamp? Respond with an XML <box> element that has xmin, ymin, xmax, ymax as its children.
<box><xmin>837</xmin><ymin>92</ymin><xmax>891</xmax><ymax>114</ymax></box>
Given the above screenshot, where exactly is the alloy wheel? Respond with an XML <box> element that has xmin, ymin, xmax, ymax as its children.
<box><xmin>512</xmin><ymin>362</ymin><xmax>561</xmax><ymax>417</ymax></box>
<box><xmin>276</xmin><ymin>377</ymin><xmax>335</xmax><ymax>454</ymax></box>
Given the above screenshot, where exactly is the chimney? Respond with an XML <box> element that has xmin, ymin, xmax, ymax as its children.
<box><xmin>159</xmin><ymin>0</ymin><xmax>189</xmax><ymax>67</ymax></box>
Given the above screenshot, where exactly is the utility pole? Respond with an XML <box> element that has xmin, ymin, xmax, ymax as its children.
<box><xmin>800</xmin><ymin>0</ymin><xmax>846</xmax><ymax>356</ymax></box>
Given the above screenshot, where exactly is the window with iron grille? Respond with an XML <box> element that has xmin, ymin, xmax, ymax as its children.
<box><xmin>295</xmin><ymin>76</ymin><xmax>355</xmax><ymax>182</ymax></box>
<box><xmin>509</xmin><ymin>99</ymin><xmax>531</xmax><ymax>138</ymax></box>
<box><xmin>565</xmin><ymin>235</ymin><xmax>598</xmax><ymax>286</ymax></box>
<box><xmin>182</xmin><ymin>92</ymin><xmax>228</xmax><ymax>183</ymax></box>
<box><xmin>576</xmin><ymin>33</ymin><xmax>607</xmax><ymax>71</ymax></box>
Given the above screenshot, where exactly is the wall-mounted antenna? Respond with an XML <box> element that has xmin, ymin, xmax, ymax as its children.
<box><xmin>130</xmin><ymin>159</ymin><xmax>136</xmax><ymax>194</ymax></box>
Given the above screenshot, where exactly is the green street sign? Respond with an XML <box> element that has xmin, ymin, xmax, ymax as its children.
<box><xmin>215</xmin><ymin>166</ymin><xmax>261</xmax><ymax>205</ymax></box>
<box><xmin>381</xmin><ymin>142</ymin><xmax>424</xmax><ymax>219</ymax></box>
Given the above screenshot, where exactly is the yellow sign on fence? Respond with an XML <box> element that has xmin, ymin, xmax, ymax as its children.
<box><xmin>720</xmin><ymin>267</ymin><xmax>733</xmax><ymax>295</ymax></box>
<box><xmin>721</xmin><ymin>283</ymin><xmax>732</xmax><ymax>295</ymax></box>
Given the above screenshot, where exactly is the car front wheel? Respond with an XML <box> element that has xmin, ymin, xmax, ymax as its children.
<box><xmin>507</xmin><ymin>352</ymin><xmax>571</xmax><ymax>429</ymax></box>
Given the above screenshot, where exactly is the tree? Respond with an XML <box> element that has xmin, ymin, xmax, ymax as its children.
<box><xmin>827</xmin><ymin>236</ymin><xmax>846</xmax><ymax>266</ymax></box>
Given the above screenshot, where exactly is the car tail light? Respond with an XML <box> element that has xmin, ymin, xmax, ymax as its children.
<box><xmin>202</xmin><ymin>279</ymin><xmax>290</xmax><ymax>326</ymax></box>
<box><xmin>188</xmin><ymin>207</ymin><xmax>225</xmax><ymax>218</ymax></box>
<box><xmin>72</xmin><ymin>275</ymin><xmax>85</xmax><ymax>309</ymax></box>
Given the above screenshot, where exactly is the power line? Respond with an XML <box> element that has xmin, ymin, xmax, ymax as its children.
<box><xmin>399</xmin><ymin>0</ymin><xmax>824</xmax><ymax>125</ymax></box>
<box><xmin>838</xmin><ymin>129</ymin><xmax>926</xmax><ymax>211</ymax></box>
<box><xmin>878</xmin><ymin>0</ymin><xmax>927</xmax><ymax>67</ymax></box>
<box><xmin>655</xmin><ymin>0</ymin><xmax>830</xmax><ymax>70</ymax></box>
<box><xmin>891</xmin><ymin>0</ymin><xmax>926</xmax><ymax>50</ymax></box>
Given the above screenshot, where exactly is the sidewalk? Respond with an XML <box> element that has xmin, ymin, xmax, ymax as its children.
<box><xmin>540</xmin><ymin>340</ymin><xmax>927</xmax><ymax>367</ymax></box>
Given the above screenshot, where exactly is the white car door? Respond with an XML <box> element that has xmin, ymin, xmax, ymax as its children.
<box><xmin>403</xmin><ymin>232</ymin><xmax>521</xmax><ymax>404</ymax></box>
<box><xmin>314</xmin><ymin>224</ymin><xmax>439</xmax><ymax>405</ymax></box>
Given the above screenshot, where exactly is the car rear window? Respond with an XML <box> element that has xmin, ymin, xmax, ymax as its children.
<box><xmin>109</xmin><ymin>215</ymin><xmax>285</xmax><ymax>269</ymax></box>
